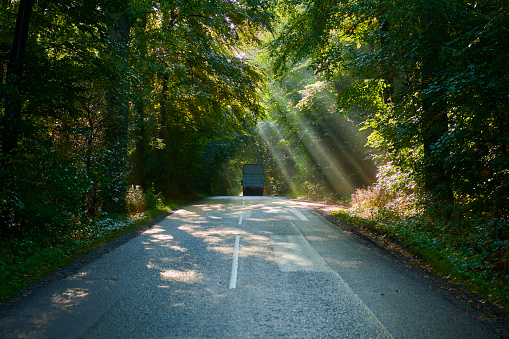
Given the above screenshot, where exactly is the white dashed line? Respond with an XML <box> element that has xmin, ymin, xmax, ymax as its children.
<box><xmin>229</xmin><ymin>236</ymin><xmax>240</xmax><ymax>289</ymax></box>
<box><xmin>238</xmin><ymin>200</ymin><xmax>246</xmax><ymax>225</ymax></box>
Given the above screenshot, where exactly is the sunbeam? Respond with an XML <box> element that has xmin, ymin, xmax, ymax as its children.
<box><xmin>258</xmin><ymin>64</ymin><xmax>376</xmax><ymax>199</ymax></box>
<box><xmin>259</xmin><ymin>88</ymin><xmax>375</xmax><ymax>198</ymax></box>
<box><xmin>258</xmin><ymin>120</ymin><xmax>300</xmax><ymax>196</ymax></box>
<box><xmin>292</xmin><ymin>112</ymin><xmax>356</xmax><ymax>196</ymax></box>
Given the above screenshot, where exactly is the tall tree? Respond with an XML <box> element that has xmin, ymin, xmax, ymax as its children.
<box><xmin>131</xmin><ymin>0</ymin><xmax>272</xmax><ymax>197</ymax></box>
<box><xmin>0</xmin><ymin>0</ymin><xmax>274</xmax><ymax>237</ymax></box>
<box><xmin>269</xmin><ymin>0</ymin><xmax>509</xmax><ymax>213</ymax></box>
<box><xmin>102</xmin><ymin>12</ymin><xmax>131</xmax><ymax>213</ymax></box>
<box><xmin>2</xmin><ymin>0</ymin><xmax>35</xmax><ymax>155</ymax></box>
<box><xmin>0</xmin><ymin>0</ymin><xmax>36</xmax><ymax>234</ymax></box>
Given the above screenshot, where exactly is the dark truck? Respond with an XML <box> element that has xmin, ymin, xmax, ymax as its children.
<box><xmin>241</xmin><ymin>164</ymin><xmax>264</xmax><ymax>196</ymax></box>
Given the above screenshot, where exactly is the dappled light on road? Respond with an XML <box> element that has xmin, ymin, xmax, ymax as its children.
<box><xmin>157</xmin><ymin>198</ymin><xmax>335</xmax><ymax>273</ymax></box>
<box><xmin>51</xmin><ymin>288</ymin><xmax>90</xmax><ymax>310</ymax></box>
<box><xmin>0</xmin><ymin>197</ymin><xmax>499</xmax><ymax>338</ymax></box>
<box><xmin>160</xmin><ymin>269</ymin><xmax>204</xmax><ymax>284</ymax></box>
<box><xmin>142</xmin><ymin>226</ymin><xmax>187</xmax><ymax>252</ymax></box>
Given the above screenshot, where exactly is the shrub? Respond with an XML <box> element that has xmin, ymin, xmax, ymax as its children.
<box><xmin>144</xmin><ymin>186</ymin><xmax>164</xmax><ymax>210</ymax></box>
<box><xmin>340</xmin><ymin>162</ymin><xmax>509</xmax><ymax>310</ymax></box>
<box><xmin>126</xmin><ymin>185</ymin><xmax>164</xmax><ymax>216</ymax></box>
<box><xmin>350</xmin><ymin>163</ymin><xmax>419</xmax><ymax>221</ymax></box>
<box><xmin>126</xmin><ymin>185</ymin><xmax>146</xmax><ymax>215</ymax></box>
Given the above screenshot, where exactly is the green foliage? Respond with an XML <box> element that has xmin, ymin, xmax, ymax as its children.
<box><xmin>0</xmin><ymin>146</ymin><xmax>91</xmax><ymax>241</ymax></box>
<box><xmin>1</xmin><ymin>0</ymin><xmax>274</xmax><ymax>235</ymax></box>
<box><xmin>349</xmin><ymin>163</ymin><xmax>419</xmax><ymax>222</ymax></box>
<box><xmin>0</xmin><ymin>194</ymin><xmax>182</xmax><ymax>302</ymax></box>
<box><xmin>0</xmin><ymin>0</ymin><xmax>274</xmax><ymax>299</ymax></box>
<box><xmin>126</xmin><ymin>185</ymin><xmax>147</xmax><ymax>215</ymax></box>
<box><xmin>3</xmin><ymin>0</ymin><xmax>506</xmax><ymax>311</ymax></box>
<box><xmin>253</xmin><ymin>44</ymin><xmax>377</xmax><ymax>198</ymax></box>
<box><xmin>125</xmin><ymin>0</ymin><xmax>274</xmax><ymax>199</ymax></box>
<box><xmin>269</xmin><ymin>0</ymin><xmax>509</xmax><ymax>215</ymax></box>
<box><xmin>267</xmin><ymin>3</ymin><xmax>509</xmax><ymax>310</ymax></box>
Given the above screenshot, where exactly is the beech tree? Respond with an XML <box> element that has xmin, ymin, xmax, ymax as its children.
<box><xmin>269</xmin><ymin>0</ymin><xmax>509</xmax><ymax>215</ymax></box>
<box><xmin>0</xmin><ymin>0</ymin><xmax>273</xmax><ymax>236</ymax></box>
<box><xmin>126</xmin><ymin>0</ymin><xmax>272</xmax><ymax>197</ymax></box>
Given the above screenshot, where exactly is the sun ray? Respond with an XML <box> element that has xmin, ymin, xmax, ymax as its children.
<box><xmin>258</xmin><ymin>121</ymin><xmax>300</xmax><ymax>196</ymax></box>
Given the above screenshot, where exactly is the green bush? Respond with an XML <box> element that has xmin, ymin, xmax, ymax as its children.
<box><xmin>349</xmin><ymin>163</ymin><xmax>419</xmax><ymax>221</ymax></box>
<box><xmin>126</xmin><ymin>185</ymin><xmax>164</xmax><ymax>216</ymax></box>
<box><xmin>126</xmin><ymin>185</ymin><xmax>146</xmax><ymax>215</ymax></box>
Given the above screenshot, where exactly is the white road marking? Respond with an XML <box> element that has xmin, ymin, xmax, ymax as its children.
<box><xmin>229</xmin><ymin>236</ymin><xmax>241</xmax><ymax>289</ymax></box>
<box><xmin>238</xmin><ymin>200</ymin><xmax>246</xmax><ymax>225</ymax></box>
<box><xmin>289</xmin><ymin>207</ymin><xmax>308</xmax><ymax>221</ymax></box>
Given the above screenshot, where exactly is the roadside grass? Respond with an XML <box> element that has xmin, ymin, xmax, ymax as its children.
<box><xmin>332</xmin><ymin>197</ymin><xmax>509</xmax><ymax>314</ymax></box>
<box><xmin>0</xmin><ymin>197</ymin><xmax>188</xmax><ymax>304</ymax></box>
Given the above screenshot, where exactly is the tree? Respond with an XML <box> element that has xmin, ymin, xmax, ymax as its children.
<box><xmin>254</xmin><ymin>45</ymin><xmax>376</xmax><ymax>198</ymax></box>
<box><xmin>1</xmin><ymin>0</ymin><xmax>35</xmax><ymax>155</ymax></box>
<box><xmin>129</xmin><ymin>0</ymin><xmax>272</xmax><ymax>197</ymax></box>
<box><xmin>0</xmin><ymin>0</ymin><xmax>274</xmax><ymax>236</ymax></box>
<box><xmin>1</xmin><ymin>0</ymin><xmax>118</xmax><ymax>234</ymax></box>
<box><xmin>269</xmin><ymin>0</ymin><xmax>509</xmax><ymax>214</ymax></box>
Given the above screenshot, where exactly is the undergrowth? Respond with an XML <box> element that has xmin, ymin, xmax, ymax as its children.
<box><xmin>333</xmin><ymin>164</ymin><xmax>509</xmax><ymax>312</ymax></box>
<box><xmin>0</xmin><ymin>189</ymin><xmax>186</xmax><ymax>303</ymax></box>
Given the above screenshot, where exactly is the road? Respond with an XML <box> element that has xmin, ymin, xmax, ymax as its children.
<box><xmin>0</xmin><ymin>197</ymin><xmax>504</xmax><ymax>338</ymax></box>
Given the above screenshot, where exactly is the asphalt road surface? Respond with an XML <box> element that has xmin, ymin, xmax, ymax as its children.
<box><xmin>0</xmin><ymin>197</ymin><xmax>504</xmax><ymax>338</ymax></box>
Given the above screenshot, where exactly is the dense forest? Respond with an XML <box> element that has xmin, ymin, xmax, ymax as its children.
<box><xmin>1</xmin><ymin>0</ymin><xmax>274</xmax><ymax>237</ymax></box>
<box><xmin>271</xmin><ymin>0</ymin><xmax>508</xmax><ymax>211</ymax></box>
<box><xmin>1</xmin><ymin>0</ymin><xmax>508</xmax><ymax>307</ymax></box>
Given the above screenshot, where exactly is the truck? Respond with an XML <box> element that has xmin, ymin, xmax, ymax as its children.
<box><xmin>242</xmin><ymin>164</ymin><xmax>264</xmax><ymax>196</ymax></box>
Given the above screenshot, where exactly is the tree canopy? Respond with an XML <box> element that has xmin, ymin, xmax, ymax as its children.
<box><xmin>0</xmin><ymin>0</ymin><xmax>273</xmax><ymax>237</ymax></box>
<box><xmin>269</xmin><ymin>0</ymin><xmax>509</xmax><ymax>216</ymax></box>
<box><xmin>1</xmin><ymin>0</ymin><xmax>508</xmax><ymax>238</ymax></box>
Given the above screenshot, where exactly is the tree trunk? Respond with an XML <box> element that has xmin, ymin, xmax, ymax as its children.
<box><xmin>422</xmin><ymin>96</ymin><xmax>452</xmax><ymax>201</ymax></box>
<box><xmin>0</xmin><ymin>0</ymin><xmax>35</xmax><ymax>235</ymax></box>
<box><xmin>420</xmin><ymin>4</ymin><xmax>453</xmax><ymax>202</ymax></box>
<box><xmin>133</xmin><ymin>98</ymin><xmax>146</xmax><ymax>188</ymax></box>
<box><xmin>102</xmin><ymin>13</ymin><xmax>130</xmax><ymax>213</ymax></box>
<box><xmin>0</xmin><ymin>0</ymin><xmax>13</xmax><ymax>83</ymax></box>
<box><xmin>132</xmin><ymin>13</ymin><xmax>149</xmax><ymax>189</ymax></box>
<box><xmin>157</xmin><ymin>73</ymin><xmax>173</xmax><ymax>197</ymax></box>
<box><xmin>379</xmin><ymin>19</ymin><xmax>393</xmax><ymax>103</ymax></box>
<box><xmin>2</xmin><ymin>0</ymin><xmax>35</xmax><ymax>155</ymax></box>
